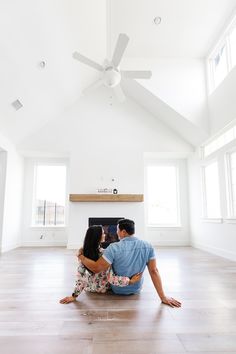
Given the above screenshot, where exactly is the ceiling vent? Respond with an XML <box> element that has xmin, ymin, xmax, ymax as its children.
<box><xmin>11</xmin><ymin>99</ymin><xmax>23</xmax><ymax>111</ymax></box>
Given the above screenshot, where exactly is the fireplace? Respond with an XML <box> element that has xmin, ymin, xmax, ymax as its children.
<box><xmin>88</xmin><ymin>217</ymin><xmax>124</xmax><ymax>248</ymax></box>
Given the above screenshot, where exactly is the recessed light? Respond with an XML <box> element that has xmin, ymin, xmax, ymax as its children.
<box><xmin>154</xmin><ymin>16</ymin><xmax>162</xmax><ymax>25</ymax></box>
<box><xmin>39</xmin><ymin>61</ymin><xmax>46</xmax><ymax>68</ymax></box>
<box><xmin>11</xmin><ymin>99</ymin><xmax>23</xmax><ymax>111</ymax></box>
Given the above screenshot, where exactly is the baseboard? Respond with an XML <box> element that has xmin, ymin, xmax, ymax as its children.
<box><xmin>1</xmin><ymin>243</ymin><xmax>21</xmax><ymax>253</ymax></box>
<box><xmin>22</xmin><ymin>241</ymin><xmax>67</xmax><ymax>247</ymax></box>
<box><xmin>150</xmin><ymin>240</ymin><xmax>190</xmax><ymax>247</ymax></box>
<box><xmin>67</xmin><ymin>244</ymin><xmax>79</xmax><ymax>250</ymax></box>
<box><xmin>191</xmin><ymin>241</ymin><xmax>236</xmax><ymax>262</ymax></box>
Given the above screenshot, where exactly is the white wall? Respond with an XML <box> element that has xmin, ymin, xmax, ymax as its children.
<box><xmin>0</xmin><ymin>133</ymin><xmax>24</xmax><ymax>252</ymax></box>
<box><xmin>18</xmin><ymin>89</ymin><xmax>192</xmax><ymax>248</ymax></box>
<box><xmin>208</xmin><ymin>66</ymin><xmax>236</xmax><ymax>134</ymax></box>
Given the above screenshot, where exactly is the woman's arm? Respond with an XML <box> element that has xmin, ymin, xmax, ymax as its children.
<box><xmin>107</xmin><ymin>269</ymin><xmax>142</xmax><ymax>286</ymax></box>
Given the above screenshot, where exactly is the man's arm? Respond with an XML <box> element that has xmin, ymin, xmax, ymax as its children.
<box><xmin>147</xmin><ymin>259</ymin><xmax>181</xmax><ymax>308</ymax></box>
<box><xmin>79</xmin><ymin>254</ymin><xmax>110</xmax><ymax>273</ymax></box>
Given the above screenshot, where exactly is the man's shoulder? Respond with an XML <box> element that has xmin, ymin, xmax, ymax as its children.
<box><xmin>135</xmin><ymin>238</ymin><xmax>154</xmax><ymax>248</ymax></box>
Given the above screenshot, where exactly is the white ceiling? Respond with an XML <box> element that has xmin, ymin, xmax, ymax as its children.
<box><xmin>109</xmin><ymin>0</ymin><xmax>236</xmax><ymax>58</ymax></box>
<box><xmin>0</xmin><ymin>0</ymin><xmax>235</xmax><ymax>145</ymax></box>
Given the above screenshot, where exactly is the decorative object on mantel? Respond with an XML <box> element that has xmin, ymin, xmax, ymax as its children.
<box><xmin>69</xmin><ymin>194</ymin><xmax>143</xmax><ymax>202</ymax></box>
<box><xmin>97</xmin><ymin>188</ymin><xmax>113</xmax><ymax>194</ymax></box>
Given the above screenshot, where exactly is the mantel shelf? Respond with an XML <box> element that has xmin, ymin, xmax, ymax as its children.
<box><xmin>69</xmin><ymin>194</ymin><xmax>144</xmax><ymax>202</ymax></box>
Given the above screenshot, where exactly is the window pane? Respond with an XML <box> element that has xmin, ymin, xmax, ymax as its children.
<box><xmin>204</xmin><ymin>162</ymin><xmax>221</xmax><ymax>218</ymax></box>
<box><xmin>147</xmin><ymin>165</ymin><xmax>180</xmax><ymax>226</ymax></box>
<box><xmin>230</xmin><ymin>26</ymin><xmax>236</xmax><ymax>67</ymax></box>
<box><xmin>33</xmin><ymin>165</ymin><xmax>66</xmax><ymax>226</ymax></box>
<box><xmin>213</xmin><ymin>44</ymin><xmax>228</xmax><ymax>87</ymax></box>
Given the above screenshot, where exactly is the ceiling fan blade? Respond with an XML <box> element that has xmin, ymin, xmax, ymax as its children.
<box><xmin>112</xmin><ymin>33</ymin><xmax>129</xmax><ymax>67</ymax></box>
<box><xmin>113</xmin><ymin>84</ymin><xmax>126</xmax><ymax>102</ymax></box>
<box><xmin>73</xmin><ymin>51</ymin><xmax>103</xmax><ymax>72</ymax></box>
<box><xmin>121</xmin><ymin>70</ymin><xmax>152</xmax><ymax>79</ymax></box>
<box><xmin>82</xmin><ymin>79</ymin><xmax>103</xmax><ymax>96</ymax></box>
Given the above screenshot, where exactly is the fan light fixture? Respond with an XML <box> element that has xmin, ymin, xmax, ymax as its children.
<box><xmin>72</xmin><ymin>33</ymin><xmax>152</xmax><ymax>102</ymax></box>
<box><xmin>103</xmin><ymin>67</ymin><xmax>121</xmax><ymax>88</ymax></box>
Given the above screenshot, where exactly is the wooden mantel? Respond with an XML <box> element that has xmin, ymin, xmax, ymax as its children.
<box><xmin>69</xmin><ymin>194</ymin><xmax>144</xmax><ymax>202</ymax></box>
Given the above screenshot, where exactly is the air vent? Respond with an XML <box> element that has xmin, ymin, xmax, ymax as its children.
<box><xmin>11</xmin><ymin>99</ymin><xmax>23</xmax><ymax>111</ymax></box>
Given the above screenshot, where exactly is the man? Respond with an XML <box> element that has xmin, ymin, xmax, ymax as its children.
<box><xmin>79</xmin><ymin>218</ymin><xmax>181</xmax><ymax>307</ymax></box>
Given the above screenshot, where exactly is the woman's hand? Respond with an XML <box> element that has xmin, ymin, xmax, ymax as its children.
<box><xmin>59</xmin><ymin>296</ymin><xmax>76</xmax><ymax>304</ymax></box>
<box><xmin>161</xmin><ymin>296</ymin><xmax>181</xmax><ymax>308</ymax></box>
<box><xmin>76</xmin><ymin>248</ymin><xmax>83</xmax><ymax>260</ymax></box>
<box><xmin>129</xmin><ymin>272</ymin><xmax>142</xmax><ymax>285</ymax></box>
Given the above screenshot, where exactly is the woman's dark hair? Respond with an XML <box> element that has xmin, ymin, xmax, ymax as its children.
<box><xmin>117</xmin><ymin>218</ymin><xmax>135</xmax><ymax>235</ymax></box>
<box><xmin>83</xmin><ymin>225</ymin><xmax>103</xmax><ymax>261</ymax></box>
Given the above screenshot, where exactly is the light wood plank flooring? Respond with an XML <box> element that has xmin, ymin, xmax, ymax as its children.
<box><xmin>0</xmin><ymin>246</ymin><xmax>236</xmax><ymax>353</ymax></box>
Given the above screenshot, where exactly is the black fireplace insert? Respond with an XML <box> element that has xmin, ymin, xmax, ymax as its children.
<box><xmin>88</xmin><ymin>217</ymin><xmax>124</xmax><ymax>248</ymax></box>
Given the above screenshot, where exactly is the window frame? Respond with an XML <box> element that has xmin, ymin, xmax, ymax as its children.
<box><xmin>225</xmin><ymin>148</ymin><xmax>236</xmax><ymax>219</ymax></box>
<box><xmin>207</xmin><ymin>13</ymin><xmax>236</xmax><ymax>94</ymax></box>
<box><xmin>31</xmin><ymin>161</ymin><xmax>67</xmax><ymax>228</ymax></box>
<box><xmin>201</xmin><ymin>159</ymin><xmax>222</xmax><ymax>221</ymax></box>
<box><xmin>145</xmin><ymin>161</ymin><xmax>181</xmax><ymax>228</ymax></box>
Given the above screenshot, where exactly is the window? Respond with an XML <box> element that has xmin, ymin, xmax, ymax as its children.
<box><xmin>146</xmin><ymin>164</ymin><xmax>180</xmax><ymax>227</ymax></box>
<box><xmin>212</xmin><ymin>44</ymin><xmax>228</xmax><ymax>88</ymax></box>
<box><xmin>229</xmin><ymin>26</ymin><xmax>236</xmax><ymax>67</ymax></box>
<box><xmin>202</xmin><ymin>161</ymin><xmax>221</xmax><ymax>219</ymax></box>
<box><xmin>226</xmin><ymin>150</ymin><xmax>236</xmax><ymax>218</ymax></box>
<box><xmin>203</xmin><ymin>123</ymin><xmax>236</xmax><ymax>157</ymax></box>
<box><xmin>32</xmin><ymin>164</ymin><xmax>67</xmax><ymax>226</ymax></box>
<box><xmin>208</xmin><ymin>15</ymin><xmax>236</xmax><ymax>92</ymax></box>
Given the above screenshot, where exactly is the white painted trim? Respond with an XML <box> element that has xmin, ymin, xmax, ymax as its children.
<box><xmin>201</xmin><ymin>218</ymin><xmax>223</xmax><ymax>223</ymax></box>
<box><xmin>224</xmin><ymin>218</ymin><xmax>236</xmax><ymax>224</ymax></box>
<box><xmin>30</xmin><ymin>226</ymin><xmax>66</xmax><ymax>230</ymax></box>
<box><xmin>191</xmin><ymin>241</ymin><xmax>236</xmax><ymax>262</ymax></box>
<box><xmin>67</xmin><ymin>244</ymin><xmax>79</xmax><ymax>250</ymax></box>
<box><xmin>148</xmin><ymin>240</ymin><xmax>190</xmax><ymax>247</ymax></box>
<box><xmin>1</xmin><ymin>243</ymin><xmax>21</xmax><ymax>253</ymax></box>
<box><xmin>22</xmin><ymin>241</ymin><xmax>67</xmax><ymax>247</ymax></box>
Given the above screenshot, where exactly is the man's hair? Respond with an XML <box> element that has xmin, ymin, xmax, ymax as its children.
<box><xmin>117</xmin><ymin>218</ymin><xmax>135</xmax><ymax>235</ymax></box>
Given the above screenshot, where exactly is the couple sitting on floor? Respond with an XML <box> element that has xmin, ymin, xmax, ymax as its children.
<box><xmin>60</xmin><ymin>218</ymin><xmax>181</xmax><ymax>307</ymax></box>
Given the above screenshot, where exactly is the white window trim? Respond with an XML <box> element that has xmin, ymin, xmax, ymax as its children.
<box><xmin>225</xmin><ymin>148</ymin><xmax>236</xmax><ymax>218</ymax></box>
<box><xmin>201</xmin><ymin>118</ymin><xmax>236</xmax><ymax>159</ymax></box>
<box><xmin>207</xmin><ymin>12</ymin><xmax>236</xmax><ymax>94</ymax></box>
<box><xmin>31</xmin><ymin>160</ymin><xmax>68</xmax><ymax>228</ymax></box>
<box><xmin>224</xmin><ymin>218</ymin><xmax>236</xmax><ymax>224</ymax></box>
<box><xmin>201</xmin><ymin>218</ymin><xmax>223</xmax><ymax>224</ymax></box>
<box><xmin>201</xmin><ymin>159</ymin><xmax>222</xmax><ymax>220</ymax></box>
<box><xmin>145</xmin><ymin>161</ymin><xmax>181</xmax><ymax>228</ymax></box>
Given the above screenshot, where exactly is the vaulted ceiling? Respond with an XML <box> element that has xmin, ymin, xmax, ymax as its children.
<box><xmin>0</xmin><ymin>0</ymin><xmax>235</xmax><ymax>146</ymax></box>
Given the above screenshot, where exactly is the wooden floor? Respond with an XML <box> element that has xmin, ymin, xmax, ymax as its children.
<box><xmin>0</xmin><ymin>246</ymin><xmax>236</xmax><ymax>354</ymax></box>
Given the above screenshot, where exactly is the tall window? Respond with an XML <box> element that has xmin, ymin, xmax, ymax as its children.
<box><xmin>202</xmin><ymin>161</ymin><xmax>221</xmax><ymax>218</ymax></box>
<box><xmin>229</xmin><ymin>26</ymin><xmax>236</xmax><ymax>67</ymax></box>
<box><xmin>32</xmin><ymin>164</ymin><xmax>67</xmax><ymax>226</ymax></box>
<box><xmin>212</xmin><ymin>44</ymin><xmax>228</xmax><ymax>88</ymax></box>
<box><xmin>226</xmin><ymin>150</ymin><xmax>236</xmax><ymax>217</ymax></box>
<box><xmin>146</xmin><ymin>165</ymin><xmax>180</xmax><ymax>227</ymax></box>
<box><xmin>208</xmin><ymin>16</ymin><xmax>236</xmax><ymax>92</ymax></box>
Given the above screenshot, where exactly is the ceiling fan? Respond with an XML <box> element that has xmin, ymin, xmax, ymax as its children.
<box><xmin>73</xmin><ymin>33</ymin><xmax>152</xmax><ymax>102</ymax></box>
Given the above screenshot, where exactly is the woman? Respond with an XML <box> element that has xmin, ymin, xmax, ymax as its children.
<box><xmin>60</xmin><ymin>225</ymin><xmax>141</xmax><ymax>304</ymax></box>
